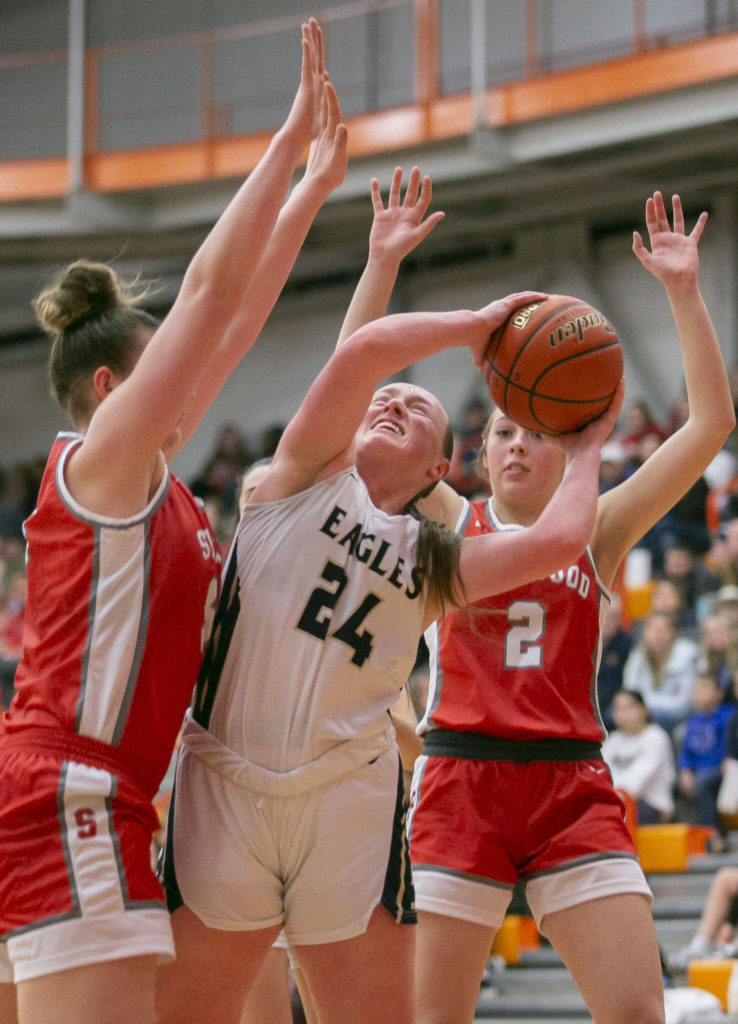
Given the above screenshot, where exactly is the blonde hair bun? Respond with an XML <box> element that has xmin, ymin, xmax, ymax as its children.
<box><xmin>33</xmin><ymin>260</ymin><xmax>138</xmax><ymax>337</ymax></box>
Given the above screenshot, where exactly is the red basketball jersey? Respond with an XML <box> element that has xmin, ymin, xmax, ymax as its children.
<box><xmin>420</xmin><ymin>498</ymin><xmax>608</xmax><ymax>743</ymax></box>
<box><xmin>2</xmin><ymin>433</ymin><xmax>221</xmax><ymax>797</ymax></box>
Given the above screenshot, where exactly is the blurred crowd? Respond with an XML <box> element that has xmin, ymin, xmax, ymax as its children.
<box><xmin>6</xmin><ymin>386</ymin><xmax>738</xmax><ymax>847</ymax></box>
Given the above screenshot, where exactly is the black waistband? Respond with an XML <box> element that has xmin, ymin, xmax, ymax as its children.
<box><xmin>423</xmin><ymin>728</ymin><xmax>603</xmax><ymax>763</ymax></box>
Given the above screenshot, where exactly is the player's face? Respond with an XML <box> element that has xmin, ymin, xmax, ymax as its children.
<box><xmin>483</xmin><ymin>410</ymin><xmax>565</xmax><ymax>523</ymax></box>
<box><xmin>356</xmin><ymin>383</ymin><xmax>449</xmax><ymax>490</ymax></box>
<box><xmin>238</xmin><ymin>463</ymin><xmax>271</xmax><ymax>512</ymax></box>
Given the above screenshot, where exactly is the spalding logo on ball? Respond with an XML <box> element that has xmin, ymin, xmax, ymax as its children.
<box><xmin>484</xmin><ymin>294</ymin><xmax>623</xmax><ymax>435</ymax></box>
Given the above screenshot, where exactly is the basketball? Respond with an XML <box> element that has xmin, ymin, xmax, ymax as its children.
<box><xmin>484</xmin><ymin>294</ymin><xmax>623</xmax><ymax>435</ymax></box>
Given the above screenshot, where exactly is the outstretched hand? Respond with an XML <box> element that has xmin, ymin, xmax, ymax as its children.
<box><xmin>303</xmin><ymin>77</ymin><xmax>348</xmax><ymax>193</ymax></box>
<box><xmin>283</xmin><ymin>18</ymin><xmax>328</xmax><ymax>152</ymax></box>
<box><xmin>632</xmin><ymin>191</ymin><xmax>706</xmax><ymax>287</ymax></box>
<box><xmin>368</xmin><ymin>167</ymin><xmax>445</xmax><ymax>264</ymax></box>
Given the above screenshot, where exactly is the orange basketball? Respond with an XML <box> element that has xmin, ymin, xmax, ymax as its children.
<box><xmin>484</xmin><ymin>294</ymin><xmax>622</xmax><ymax>435</ymax></box>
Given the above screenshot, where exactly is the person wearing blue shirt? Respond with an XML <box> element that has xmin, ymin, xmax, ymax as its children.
<box><xmin>678</xmin><ymin>671</ymin><xmax>734</xmax><ymax>848</ymax></box>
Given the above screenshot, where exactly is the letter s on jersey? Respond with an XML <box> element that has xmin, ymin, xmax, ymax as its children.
<box><xmin>75</xmin><ymin>807</ymin><xmax>97</xmax><ymax>839</ymax></box>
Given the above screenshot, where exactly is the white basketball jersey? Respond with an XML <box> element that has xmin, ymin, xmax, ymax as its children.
<box><xmin>191</xmin><ymin>468</ymin><xmax>426</xmax><ymax>787</ymax></box>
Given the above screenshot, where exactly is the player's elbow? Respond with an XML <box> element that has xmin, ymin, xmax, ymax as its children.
<box><xmin>683</xmin><ymin>402</ymin><xmax>736</xmax><ymax>456</ymax></box>
<box><xmin>720</xmin><ymin>403</ymin><xmax>737</xmax><ymax>439</ymax></box>
<box><xmin>336</xmin><ymin>323</ymin><xmax>395</xmax><ymax>374</ymax></box>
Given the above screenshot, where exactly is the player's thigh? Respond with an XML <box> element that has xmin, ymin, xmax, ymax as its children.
<box><xmin>239</xmin><ymin>947</ymin><xmax>292</xmax><ymax>1024</ymax></box>
<box><xmin>17</xmin><ymin>956</ymin><xmax>158</xmax><ymax>1024</ymax></box>
<box><xmin>543</xmin><ymin>893</ymin><xmax>664</xmax><ymax>1024</ymax></box>
<box><xmin>156</xmin><ymin>906</ymin><xmax>281</xmax><ymax>1024</ymax></box>
<box><xmin>415</xmin><ymin>910</ymin><xmax>495</xmax><ymax>1024</ymax></box>
<box><xmin>296</xmin><ymin>905</ymin><xmax>414</xmax><ymax>1024</ymax></box>
<box><xmin>0</xmin><ymin>982</ymin><xmax>17</xmax><ymax>1024</ymax></box>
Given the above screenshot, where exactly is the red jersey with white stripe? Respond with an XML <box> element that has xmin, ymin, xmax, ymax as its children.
<box><xmin>1</xmin><ymin>433</ymin><xmax>221</xmax><ymax>798</ymax></box>
<box><xmin>419</xmin><ymin>497</ymin><xmax>608</xmax><ymax>743</ymax></box>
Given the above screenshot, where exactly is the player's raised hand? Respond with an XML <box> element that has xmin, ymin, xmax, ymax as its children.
<box><xmin>283</xmin><ymin>18</ymin><xmax>327</xmax><ymax>151</ymax></box>
<box><xmin>303</xmin><ymin>77</ymin><xmax>348</xmax><ymax>194</ymax></box>
<box><xmin>553</xmin><ymin>378</ymin><xmax>625</xmax><ymax>461</ymax></box>
<box><xmin>632</xmin><ymin>191</ymin><xmax>706</xmax><ymax>287</ymax></box>
<box><xmin>470</xmin><ymin>291</ymin><xmax>547</xmax><ymax>369</ymax></box>
<box><xmin>367</xmin><ymin>167</ymin><xmax>445</xmax><ymax>264</ymax></box>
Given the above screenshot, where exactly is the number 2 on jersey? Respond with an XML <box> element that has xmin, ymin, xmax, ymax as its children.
<box><xmin>505</xmin><ymin>599</ymin><xmax>545</xmax><ymax>668</ymax></box>
<box><xmin>297</xmin><ymin>559</ymin><xmax>381</xmax><ymax>667</ymax></box>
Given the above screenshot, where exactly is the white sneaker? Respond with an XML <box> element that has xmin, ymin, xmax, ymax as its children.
<box><xmin>668</xmin><ymin>937</ymin><xmax>719</xmax><ymax>971</ymax></box>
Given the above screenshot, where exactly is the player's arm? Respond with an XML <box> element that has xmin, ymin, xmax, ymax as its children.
<box><xmin>390</xmin><ymin>687</ymin><xmax>424</xmax><ymax>771</ymax></box>
<box><xmin>166</xmin><ymin>77</ymin><xmax>348</xmax><ymax>459</ymax></box>
<box><xmin>74</xmin><ymin>21</ymin><xmax>326</xmax><ymax>506</ymax></box>
<box><xmin>332</xmin><ymin>164</ymin><xmax>456</xmax><ymax>524</ymax></box>
<box><xmin>417</xmin><ymin>481</ymin><xmax>465</xmax><ymax>531</ymax></box>
<box><xmin>254</xmin><ymin>292</ymin><xmax>546</xmax><ymax>503</ymax></box>
<box><xmin>592</xmin><ymin>192</ymin><xmax>735</xmax><ymax>587</ymax></box>
<box><xmin>335</xmin><ymin>167</ymin><xmax>445</xmax><ymax>348</ymax></box>
<box><xmin>423</xmin><ymin>381</ymin><xmax>624</xmax><ymax>627</ymax></box>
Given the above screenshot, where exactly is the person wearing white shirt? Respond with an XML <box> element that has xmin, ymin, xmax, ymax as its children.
<box><xmin>603</xmin><ymin>689</ymin><xmax>676</xmax><ymax>822</ymax></box>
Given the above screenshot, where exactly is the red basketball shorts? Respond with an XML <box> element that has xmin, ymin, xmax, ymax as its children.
<box><xmin>407</xmin><ymin>754</ymin><xmax>651</xmax><ymax>929</ymax></box>
<box><xmin>0</xmin><ymin>743</ymin><xmax>174</xmax><ymax>981</ymax></box>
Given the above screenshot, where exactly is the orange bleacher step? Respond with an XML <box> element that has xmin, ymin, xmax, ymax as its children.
<box><xmin>688</xmin><ymin>959</ymin><xmax>738</xmax><ymax>1010</ymax></box>
<box><xmin>491</xmin><ymin>914</ymin><xmax>540</xmax><ymax>966</ymax></box>
<box><xmin>635</xmin><ymin>823</ymin><xmax>716</xmax><ymax>873</ymax></box>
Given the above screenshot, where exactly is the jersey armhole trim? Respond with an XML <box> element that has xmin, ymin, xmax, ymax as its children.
<box><xmin>55</xmin><ymin>439</ymin><xmax>170</xmax><ymax>528</ymax></box>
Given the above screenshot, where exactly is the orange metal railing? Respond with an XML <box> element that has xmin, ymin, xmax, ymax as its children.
<box><xmin>1</xmin><ymin>0</ymin><xmax>737</xmax><ymax>201</ymax></box>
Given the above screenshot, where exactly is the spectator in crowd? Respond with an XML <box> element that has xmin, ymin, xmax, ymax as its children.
<box><xmin>659</xmin><ymin>475</ymin><xmax>713</xmax><ymax>559</ymax></box>
<box><xmin>623</xmin><ymin>609</ymin><xmax>700</xmax><ymax>733</ymax></box>
<box><xmin>677</xmin><ymin>672</ymin><xmax>734</xmax><ymax>847</ymax></box>
<box><xmin>190</xmin><ymin>423</ymin><xmax>252</xmax><ymax>516</ymax></box>
<box><xmin>602</xmin><ymin>689</ymin><xmax>675</xmax><ymax>824</ymax></box>
<box><xmin>706</xmin><ymin>465</ymin><xmax>738</xmax><ymax>536</ymax></box>
<box><xmin>712</xmin><ymin>584</ymin><xmax>738</xmax><ymax>631</ymax></box>
<box><xmin>668</xmin><ymin>866</ymin><xmax>738</xmax><ymax>970</ymax></box>
<box><xmin>597</xmin><ymin>592</ymin><xmax>633</xmax><ymax>729</ymax></box>
<box><xmin>665</xmin><ymin>382</ymin><xmax>689</xmax><ymax>438</ymax></box>
<box><xmin>259</xmin><ymin>423</ymin><xmax>286</xmax><ymax>459</ymax></box>
<box><xmin>618</xmin><ymin>399</ymin><xmax>665</xmax><ymax>464</ymax></box>
<box><xmin>0</xmin><ymin>463</ymin><xmax>43</xmax><ymax>541</ymax></box>
<box><xmin>661</xmin><ymin>542</ymin><xmax>721</xmax><ymax>626</ymax></box>
<box><xmin>598</xmin><ymin>439</ymin><xmax>629</xmax><ymax>494</ymax></box>
<box><xmin>0</xmin><ymin>468</ymin><xmax>25</xmax><ymax>541</ymax></box>
<box><xmin>446</xmin><ymin>397</ymin><xmax>491</xmax><ymax>499</ymax></box>
<box><xmin>649</xmin><ymin>577</ymin><xmax>695</xmax><ymax>637</ymax></box>
<box><xmin>725</xmin><ymin>667</ymin><xmax>738</xmax><ymax>738</ymax></box>
<box><xmin>633</xmin><ymin>466</ymin><xmax>713</xmax><ymax>574</ymax></box>
<box><xmin>710</xmin><ymin>518</ymin><xmax>738</xmax><ymax>587</ymax></box>
<box><xmin>697</xmin><ymin>612</ymin><xmax>738</xmax><ymax>702</ymax></box>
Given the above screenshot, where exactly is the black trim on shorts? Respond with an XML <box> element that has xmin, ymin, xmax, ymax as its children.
<box><xmin>158</xmin><ymin>776</ymin><xmax>184</xmax><ymax>915</ymax></box>
<box><xmin>193</xmin><ymin>538</ymin><xmax>241</xmax><ymax>731</ymax></box>
<box><xmin>380</xmin><ymin>752</ymin><xmax>417</xmax><ymax>925</ymax></box>
<box><xmin>423</xmin><ymin>728</ymin><xmax>602</xmax><ymax>763</ymax></box>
